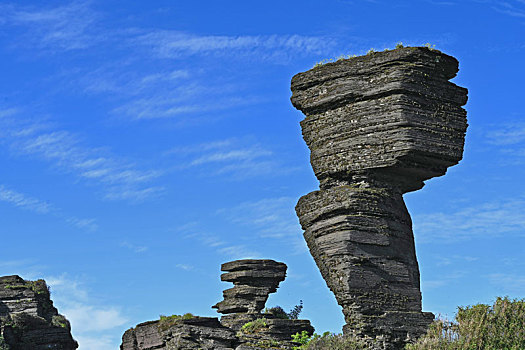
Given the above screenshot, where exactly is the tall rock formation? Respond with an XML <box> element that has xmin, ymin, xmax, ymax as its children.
<box><xmin>0</xmin><ymin>275</ymin><xmax>78</xmax><ymax>350</ymax></box>
<box><xmin>290</xmin><ymin>47</ymin><xmax>468</xmax><ymax>349</ymax></box>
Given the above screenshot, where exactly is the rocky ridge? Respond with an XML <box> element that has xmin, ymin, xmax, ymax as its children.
<box><xmin>0</xmin><ymin>275</ymin><xmax>78</xmax><ymax>350</ymax></box>
<box><xmin>120</xmin><ymin>259</ymin><xmax>314</xmax><ymax>350</ymax></box>
<box><xmin>291</xmin><ymin>47</ymin><xmax>468</xmax><ymax>349</ymax></box>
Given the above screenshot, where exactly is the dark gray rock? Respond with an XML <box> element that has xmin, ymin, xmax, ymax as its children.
<box><xmin>291</xmin><ymin>47</ymin><xmax>468</xmax><ymax>349</ymax></box>
<box><xmin>120</xmin><ymin>316</ymin><xmax>238</xmax><ymax>350</ymax></box>
<box><xmin>213</xmin><ymin>259</ymin><xmax>286</xmax><ymax>315</ymax></box>
<box><xmin>0</xmin><ymin>275</ymin><xmax>78</xmax><ymax>350</ymax></box>
<box><xmin>120</xmin><ymin>259</ymin><xmax>314</xmax><ymax>350</ymax></box>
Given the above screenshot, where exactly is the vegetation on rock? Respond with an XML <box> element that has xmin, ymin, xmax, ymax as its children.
<box><xmin>157</xmin><ymin>313</ymin><xmax>194</xmax><ymax>332</ymax></box>
<box><xmin>292</xmin><ymin>331</ymin><xmax>367</xmax><ymax>350</ymax></box>
<box><xmin>239</xmin><ymin>318</ymin><xmax>269</xmax><ymax>334</ymax></box>
<box><xmin>406</xmin><ymin>297</ymin><xmax>525</xmax><ymax>350</ymax></box>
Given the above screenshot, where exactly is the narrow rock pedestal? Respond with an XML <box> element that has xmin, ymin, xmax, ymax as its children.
<box><xmin>291</xmin><ymin>47</ymin><xmax>468</xmax><ymax>349</ymax></box>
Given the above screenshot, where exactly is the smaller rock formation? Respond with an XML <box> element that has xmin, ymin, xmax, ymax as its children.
<box><xmin>213</xmin><ymin>259</ymin><xmax>287</xmax><ymax>330</ymax></box>
<box><xmin>120</xmin><ymin>259</ymin><xmax>314</xmax><ymax>350</ymax></box>
<box><xmin>0</xmin><ymin>275</ymin><xmax>78</xmax><ymax>350</ymax></box>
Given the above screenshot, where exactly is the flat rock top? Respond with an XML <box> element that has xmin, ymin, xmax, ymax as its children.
<box><xmin>291</xmin><ymin>46</ymin><xmax>458</xmax><ymax>91</ymax></box>
<box><xmin>221</xmin><ymin>259</ymin><xmax>287</xmax><ymax>272</ymax></box>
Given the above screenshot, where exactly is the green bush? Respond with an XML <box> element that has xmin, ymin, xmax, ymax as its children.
<box><xmin>292</xmin><ymin>331</ymin><xmax>367</xmax><ymax>350</ymax></box>
<box><xmin>265</xmin><ymin>306</ymin><xmax>289</xmax><ymax>319</ymax></box>
<box><xmin>240</xmin><ymin>318</ymin><xmax>269</xmax><ymax>334</ymax></box>
<box><xmin>157</xmin><ymin>313</ymin><xmax>194</xmax><ymax>332</ymax></box>
<box><xmin>406</xmin><ymin>297</ymin><xmax>525</xmax><ymax>350</ymax></box>
<box><xmin>264</xmin><ymin>300</ymin><xmax>303</xmax><ymax>319</ymax></box>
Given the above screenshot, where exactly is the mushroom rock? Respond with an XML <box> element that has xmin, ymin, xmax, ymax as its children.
<box><xmin>291</xmin><ymin>47</ymin><xmax>468</xmax><ymax>349</ymax></box>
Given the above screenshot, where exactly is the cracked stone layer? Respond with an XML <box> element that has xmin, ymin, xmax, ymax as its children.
<box><xmin>291</xmin><ymin>47</ymin><xmax>468</xmax><ymax>193</ymax></box>
<box><xmin>291</xmin><ymin>47</ymin><xmax>468</xmax><ymax>349</ymax></box>
<box><xmin>0</xmin><ymin>275</ymin><xmax>78</xmax><ymax>350</ymax></box>
<box><xmin>120</xmin><ymin>317</ymin><xmax>238</xmax><ymax>350</ymax></box>
<box><xmin>213</xmin><ymin>259</ymin><xmax>286</xmax><ymax>314</ymax></box>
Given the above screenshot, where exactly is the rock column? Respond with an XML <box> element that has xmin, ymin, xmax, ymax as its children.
<box><xmin>290</xmin><ymin>47</ymin><xmax>468</xmax><ymax>349</ymax></box>
<box><xmin>213</xmin><ymin>259</ymin><xmax>287</xmax><ymax>330</ymax></box>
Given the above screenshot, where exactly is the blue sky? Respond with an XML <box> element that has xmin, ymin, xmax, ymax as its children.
<box><xmin>0</xmin><ymin>0</ymin><xmax>524</xmax><ymax>349</ymax></box>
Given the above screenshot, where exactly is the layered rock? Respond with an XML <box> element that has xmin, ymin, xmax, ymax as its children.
<box><xmin>213</xmin><ymin>259</ymin><xmax>287</xmax><ymax>326</ymax></box>
<box><xmin>121</xmin><ymin>259</ymin><xmax>314</xmax><ymax>350</ymax></box>
<box><xmin>0</xmin><ymin>275</ymin><xmax>78</xmax><ymax>350</ymax></box>
<box><xmin>291</xmin><ymin>47</ymin><xmax>468</xmax><ymax>349</ymax></box>
<box><xmin>120</xmin><ymin>316</ymin><xmax>238</xmax><ymax>350</ymax></box>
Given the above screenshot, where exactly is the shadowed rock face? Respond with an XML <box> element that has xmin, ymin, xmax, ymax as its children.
<box><xmin>0</xmin><ymin>275</ymin><xmax>78</xmax><ymax>350</ymax></box>
<box><xmin>291</xmin><ymin>47</ymin><xmax>468</xmax><ymax>349</ymax></box>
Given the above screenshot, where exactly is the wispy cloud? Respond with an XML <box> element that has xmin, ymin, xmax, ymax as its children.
<box><xmin>0</xmin><ymin>110</ymin><xmax>163</xmax><ymax>202</ymax></box>
<box><xmin>176</xmin><ymin>222</ymin><xmax>261</xmax><ymax>259</ymax></box>
<box><xmin>46</xmin><ymin>275</ymin><xmax>128</xmax><ymax>350</ymax></box>
<box><xmin>0</xmin><ymin>185</ymin><xmax>51</xmax><ymax>214</ymax></box>
<box><xmin>216</xmin><ymin>197</ymin><xmax>307</xmax><ymax>255</ymax></box>
<box><xmin>2</xmin><ymin>1</ymin><xmax>100</xmax><ymax>51</ymax></box>
<box><xmin>133</xmin><ymin>31</ymin><xmax>335</xmax><ymax>61</ymax></box>
<box><xmin>120</xmin><ymin>241</ymin><xmax>148</xmax><ymax>253</ymax></box>
<box><xmin>0</xmin><ymin>184</ymin><xmax>97</xmax><ymax>231</ymax></box>
<box><xmin>167</xmin><ymin>138</ymin><xmax>297</xmax><ymax>179</ymax></box>
<box><xmin>487</xmin><ymin>273</ymin><xmax>525</xmax><ymax>293</ymax></box>
<box><xmin>414</xmin><ymin>199</ymin><xmax>525</xmax><ymax>243</ymax></box>
<box><xmin>486</xmin><ymin>123</ymin><xmax>525</xmax><ymax>145</ymax></box>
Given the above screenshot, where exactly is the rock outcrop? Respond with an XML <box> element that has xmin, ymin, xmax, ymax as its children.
<box><xmin>213</xmin><ymin>259</ymin><xmax>286</xmax><ymax>330</ymax></box>
<box><xmin>121</xmin><ymin>316</ymin><xmax>238</xmax><ymax>350</ymax></box>
<box><xmin>0</xmin><ymin>275</ymin><xmax>78</xmax><ymax>350</ymax></box>
<box><xmin>120</xmin><ymin>259</ymin><xmax>314</xmax><ymax>350</ymax></box>
<box><xmin>291</xmin><ymin>47</ymin><xmax>468</xmax><ymax>349</ymax></box>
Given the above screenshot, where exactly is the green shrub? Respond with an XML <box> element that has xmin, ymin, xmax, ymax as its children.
<box><xmin>396</xmin><ymin>42</ymin><xmax>404</xmax><ymax>49</ymax></box>
<box><xmin>157</xmin><ymin>313</ymin><xmax>194</xmax><ymax>332</ymax></box>
<box><xmin>406</xmin><ymin>297</ymin><xmax>525</xmax><ymax>350</ymax></box>
<box><xmin>288</xmin><ymin>300</ymin><xmax>303</xmax><ymax>320</ymax></box>
<box><xmin>239</xmin><ymin>318</ymin><xmax>268</xmax><ymax>334</ymax></box>
<box><xmin>51</xmin><ymin>314</ymin><xmax>70</xmax><ymax>330</ymax></box>
<box><xmin>264</xmin><ymin>300</ymin><xmax>303</xmax><ymax>319</ymax></box>
<box><xmin>292</xmin><ymin>331</ymin><xmax>368</xmax><ymax>350</ymax></box>
<box><xmin>265</xmin><ymin>306</ymin><xmax>289</xmax><ymax>319</ymax></box>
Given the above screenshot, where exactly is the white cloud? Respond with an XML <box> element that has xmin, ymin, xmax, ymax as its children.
<box><xmin>74</xmin><ymin>335</ymin><xmax>117</xmax><ymax>350</ymax></box>
<box><xmin>486</xmin><ymin>123</ymin><xmax>525</xmax><ymax>145</ymax></box>
<box><xmin>487</xmin><ymin>273</ymin><xmax>525</xmax><ymax>293</ymax></box>
<box><xmin>169</xmin><ymin>138</ymin><xmax>297</xmax><ymax>179</ymax></box>
<box><xmin>0</xmin><ymin>185</ymin><xmax>52</xmax><ymax>213</ymax></box>
<box><xmin>46</xmin><ymin>275</ymin><xmax>128</xmax><ymax>349</ymax></box>
<box><xmin>120</xmin><ymin>241</ymin><xmax>148</xmax><ymax>253</ymax></box>
<box><xmin>413</xmin><ymin>199</ymin><xmax>525</xmax><ymax>243</ymax></box>
<box><xmin>0</xmin><ymin>111</ymin><xmax>162</xmax><ymax>202</ymax></box>
<box><xmin>0</xmin><ymin>184</ymin><xmax>97</xmax><ymax>231</ymax></box>
<box><xmin>217</xmin><ymin>197</ymin><xmax>301</xmax><ymax>239</ymax></box>
<box><xmin>133</xmin><ymin>31</ymin><xmax>335</xmax><ymax>61</ymax></box>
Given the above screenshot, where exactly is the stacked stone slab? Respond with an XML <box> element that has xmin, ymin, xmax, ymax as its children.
<box><xmin>291</xmin><ymin>47</ymin><xmax>468</xmax><ymax>349</ymax></box>
<box><xmin>120</xmin><ymin>317</ymin><xmax>238</xmax><ymax>350</ymax></box>
<box><xmin>213</xmin><ymin>259</ymin><xmax>287</xmax><ymax>323</ymax></box>
<box><xmin>121</xmin><ymin>259</ymin><xmax>314</xmax><ymax>350</ymax></box>
<box><xmin>0</xmin><ymin>275</ymin><xmax>78</xmax><ymax>350</ymax></box>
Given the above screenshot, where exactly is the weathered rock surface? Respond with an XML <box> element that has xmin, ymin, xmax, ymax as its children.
<box><xmin>291</xmin><ymin>47</ymin><xmax>468</xmax><ymax>349</ymax></box>
<box><xmin>0</xmin><ymin>275</ymin><xmax>78</xmax><ymax>350</ymax></box>
<box><xmin>213</xmin><ymin>259</ymin><xmax>287</xmax><ymax>315</ymax></box>
<box><xmin>236</xmin><ymin>318</ymin><xmax>314</xmax><ymax>350</ymax></box>
<box><xmin>121</xmin><ymin>259</ymin><xmax>314</xmax><ymax>350</ymax></box>
<box><xmin>121</xmin><ymin>316</ymin><xmax>238</xmax><ymax>350</ymax></box>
